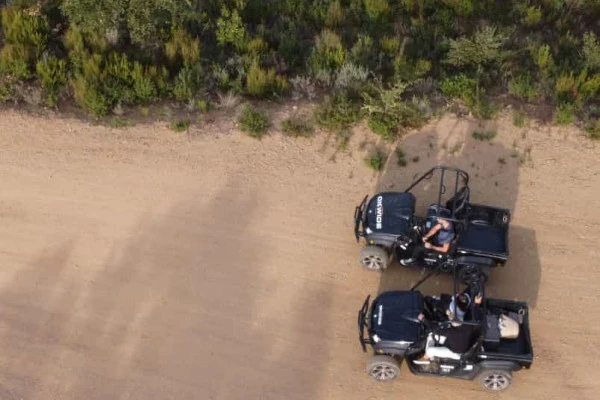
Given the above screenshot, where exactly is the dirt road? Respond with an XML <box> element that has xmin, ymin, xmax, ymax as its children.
<box><xmin>0</xmin><ymin>108</ymin><xmax>599</xmax><ymax>400</ymax></box>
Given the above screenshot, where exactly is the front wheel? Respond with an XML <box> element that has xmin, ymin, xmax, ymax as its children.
<box><xmin>366</xmin><ymin>355</ymin><xmax>400</xmax><ymax>382</ymax></box>
<box><xmin>360</xmin><ymin>246</ymin><xmax>390</xmax><ymax>271</ymax></box>
<box><xmin>477</xmin><ymin>369</ymin><xmax>513</xmax><ymax>392</ymax></box>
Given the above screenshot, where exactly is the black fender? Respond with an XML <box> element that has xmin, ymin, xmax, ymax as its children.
<box><xmin>477</xmin><ymin>360</ymin><xmax>521</xmax><ymax>372</ymax></box>
<box><xmin>365</xmin><ymin>234</ymin><xmax>399</xmax><ymax>249</ymax></box>
<box><xmin>375</xmin><ymin>347</ymin><xmax>407</xmax><ymax>357</ymax></box>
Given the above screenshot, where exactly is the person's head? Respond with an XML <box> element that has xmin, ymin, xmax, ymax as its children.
<box><xmin>456</xmin><ymin>293</ymin><xmax>470</xmax><ymax>312</ymax></box>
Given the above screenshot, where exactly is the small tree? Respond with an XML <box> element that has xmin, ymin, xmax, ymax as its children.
<box><xmin>446</xmin><ymin>26</ymin><xmax>508</xmax><ymax>68</ymax></box>
<box><xmin>36</xmin><ymin>55</ymin><xmax>68</xmax><ymax>106</ymax></box>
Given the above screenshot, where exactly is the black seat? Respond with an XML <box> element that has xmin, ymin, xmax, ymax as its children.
<box><xmin>446</xmin><ymin>186</ymin><xmax>470</xmax><ymax>218</ymax></box>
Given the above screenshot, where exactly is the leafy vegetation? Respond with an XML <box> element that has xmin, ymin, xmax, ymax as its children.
<box><xmin>315</xmin><ymin>92</ymin><xmax>362</xmax><ymax>130</ymax></box>
<box><xmin>395</xmin><ymin>147</ymin><xmax>407</xmax><ymax>167</ymax></box>
<box><xmin>365</xmin><ymin>151</ymin><xmax>386</xmax><ymax>171</ymax></box>
<box><xmin>0</xmin><ymin>0</ymin><xmax>599</xmax><ymax>138</ymax></box>
<box><xmin>472</xmin><ymin>130</ymin><xmax>497</xmax><ymax>141</ymax></box>
<box><xmin>281</xmin><ymin>117</ymin><xmax>314</xmax><ymax>137</ymax></box>
<box><xmin>238</xmin><ymin>105</ymin><xmax>270</xmax><ymax>138</ymax></box>
<box><xmin>170</xmin><ymin>119</ymin><xmax>190</xmax><ymax>132</ymax></box>
<box><xmin>513</xmin><ymin>109</ymin><xmax>527</xmax><ymax>128</ymax></box>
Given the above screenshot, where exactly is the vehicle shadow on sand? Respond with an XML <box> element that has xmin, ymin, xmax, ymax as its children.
<box><xmin>374</xmin><ymin>115</ymin><xmax>541</xmax><ymax>308</ymax></box>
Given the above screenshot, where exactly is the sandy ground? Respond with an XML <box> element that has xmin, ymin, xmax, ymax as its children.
<box><xmin>0</xmin><ymin>107</ymin><xmax>599</xmax><ymax>400</ymax></box>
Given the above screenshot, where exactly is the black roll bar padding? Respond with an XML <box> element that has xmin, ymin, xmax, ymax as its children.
<box><xmin>452</xmin><ymin>172</ymin><xmax>460</xmax><ymax>218</ymax></box>
<box><xmin>438</xmin><ymin>168</ymin><xmax>445</xmax><ymax>212</ymax></box>
<box><xmin>452</xmin><ymin>263</ymin><xmax>458</xmax><ymax>321</ymax></box>
<box><xmin>402</xmin><ymin>166</ymin><xmax>471</xmax><ymax>221</ymax></box>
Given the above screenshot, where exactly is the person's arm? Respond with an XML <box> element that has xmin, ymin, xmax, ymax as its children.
<box><xmin>423</xmin><ymin>223</ymin><xmax>442</xmax><ymax>241</ymax></box>
<box><xmin>424</xmin><ymin>242</ymin><xmax>450</xmax><ymax>252</ymax></box>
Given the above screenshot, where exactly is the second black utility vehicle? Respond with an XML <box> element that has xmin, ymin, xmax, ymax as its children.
<box><xmin>357</xmin><ymin>271</ymin><xmax>533</xmax><ymax>392</ymax></box>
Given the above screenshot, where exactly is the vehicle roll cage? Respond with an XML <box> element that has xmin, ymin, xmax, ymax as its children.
<box><xmin>403</xmin><ymin>166</ymin><xmax>470</xmax><ymax>221</ymax></box>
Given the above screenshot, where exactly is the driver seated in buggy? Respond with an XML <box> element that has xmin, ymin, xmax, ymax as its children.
<box><xmin>412</xmin><ymin>287</ymin><xmax>485</xmax><ymax>364</ymax></box>
<box><xmin>415</xmin><ymin>321</ymin><xmax>481</xmax><ymax>362</ymax></box>
<box><xmin>400</xmin><ymin>205</ymin><xmax>456</xmax><ymax>266</ymax></box>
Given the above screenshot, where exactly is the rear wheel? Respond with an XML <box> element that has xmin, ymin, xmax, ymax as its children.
<box><xmin>360</xmin><ymin>246</ymin><xmax>389</xmax><ymax>271</ymax></box>
<box><xmin>477</xmin><ymin>369</ymin><xmax>512</xmax><ymax>392</ymax></box>
<box><xmin>366</xmin><ymin>355</ymin><xmax>400</xmax><ymax>382</ymax></box>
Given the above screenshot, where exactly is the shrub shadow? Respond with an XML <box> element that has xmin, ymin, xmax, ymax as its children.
<box><xmin>0</xmin><ymin>176</ymin><xmax>332</xmax><ymax>399</ymax></box>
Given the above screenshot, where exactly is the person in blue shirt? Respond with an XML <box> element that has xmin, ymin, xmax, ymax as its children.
<box><xmin>400</xmin><ymin>217</ymin><xmax>455</xmax><ymax>265</ymax></box>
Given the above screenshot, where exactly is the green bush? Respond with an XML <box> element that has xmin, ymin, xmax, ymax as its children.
<box><xmin>0</xmin><ymin>44</ymin><xmax>33</xmax><ymax>80</ymax></box>
<box><xmin>441</xmin><ymin>74</ymin><xmax>478</xmax><ymax>99</ymax></box>
<box><xmin>472</xmin><ymin>130</ymin><xmax>497</xmax><ymax>141</ymax></box>
<box><xmin>0</xmin><ymin>7</ymin><xmax>50</xmax><ymax>81</ymax></box>
<box><xmin>1</xmin><ymin>8</ymin><xmax>48</xmax><ymax>50</ymax></box>
<box><xmin>71</xmin><ymin>54</ymin><xmax>110</xmax><ymax>116</ymax></box>
<box><xmin>165</xmin><ymin>28</ymin><xmax>200</xmax><ymax>67</ymax></box>
<box><xmin>395</xmin><ymin>147</ymin><xmax>407</xmax><ymax>167</ymax></box>
<box><xmin>334</xmin><ymin>62</ymin><xmax>369</xmax><ymax>91</ymax></box>
<box><xmin>325</xmin><ymin>0</ymin><xmax>344</xmax><ymax>27</ymax></box>
<box><xmin>246</xmin><ymin>38</ymin><xmax>270</xmax><ymax>59</ymax></box>
<box><xmin>103</xmin><ymin>52</ymin><xmax>135</xmax><ymax>104</ymax></box>
<box><xmin>0</xmin><ymin>77</ymin><xmax>17</xmax><ymax>102</ymax></box>
<box><xmin>445</xmin><ymin>26</ymin><xmax>508</xmax><ymax>68</ymax></box>
<box><xmin>315</xmin><ymin>92</ymin><xmax>362</xmax><ymax>130</ymax></box>
<box><xmin>367</xmin><ymin>114</ymin><xmax>397</xmax><ymax>141</ymax></box>
<box><xmin>394</xmin><ymin>55</ymin><xmax>431</xmax><ymax>82</ymax></box>
<box><xmin>281</xmin><ymin>117</ymin><xmax>314</xmax><ymax>137</ymax></box>
<box><xmin>131</xmin><ymin>62</ymin><xmax>157</xmax><ymax>104</ymax></box>
<box><xmin>170</xmin><ymin>119</ymin><xmax>190</xmax><ymax>132</ymax></box>
<box><xmin>245</xmin><ymin>59</ymin><xmax>288</xmax><ymax>97</ymax></box>
<box><xmin>533</xmin><ymin>44</ymin><xmax>554</xmax><ymax>75</ymax></box>
<box><xmin>508</xmin><ymin>73</ymin><xmax>537</xmax><ymax>101</ymax></box>
<box><xmin>582</xmin><ymin>32</ymin><xmax>600</xmax><ymax>71</ymax></box>
<box><xmin>309</xmin><ymin>29</ymin><xmax>346</xmax><ymax>78</ymax></box>
<box><xmin>554</xmin><ymin>102</ymin><xmax>575</xmax><ymax>125</ymax></box>
<box><xmin>554</xmin><ymin>73</ymin><xmax>577</xmax><ymax>103</ymax></box>
<box><xmin>442</xmin><ymin>76</ymin><xmax>497</xmax><ymax>119</ymax></box>
<box><xmin>336</xmin><ymin>129</ymin><xmax>352</xmax><ymax>151</ymax></box>
<box><xmin>36</xmin><ymin>55</ymin><xmax>68</xmax><ymax>106</ymax></box>
<box><xmin>365</xmin><ymin>151</ymin><xmax>386</xmax><ymax>171</ymax></box>
<box><xmin>172</xmin><ymin>65</ymin><xmax>203</xmax><ymax>102</ymax></box>
<box><xmin>467</xmin><ymin>93</ymin><xmax>498</xmax><ymax>119</ymax></box>
<box><xmin>522</xmin><ymin>6</ymin><xmax>542</xmax><ymax>27</ymax></box>
<box><xmin>196</xmin><ymin>99</ymin><xmax>210</xmax><ymax>113</ymax></box>
<box><xmin>380</xmin><ymin>36</ymin><xmax>400</xmax><ymax>54</ymax></box>
<box><xmin>238</xmin><ymin>105</ymin><xmax>270</xmax><ymax>138</ymax></box>
<box><xmin>584</xmin><ymin>119</ymin><xmax>600</xmax><ymax>139</ymax></box>
<box><xmin>513</xmin><ymin>109</ymin><xmax>527</xmax><ymax>127</ymax></box>
<box><xmin>581</xmin><ymin>73</ymin><xmax>600</xmax><ymax>99</ymax></box>
<box><xmin>361</xmin><ymin>81</ymin><xmax>425</xmax><ymax>140</ymax></box>
<box><xmin>364</xmin><ymin>0</ymin><xmax>389</xmax><ymax>21</ymax></box>
<box><xmin>64</xmin><ymin>26</ymin><xmax>87</xmax><ymax>71</ymax></box>
<box><xmin>216</xmin><ymin>7</ymin><xmax>248</xmax><ymax>51</ymax></box>
<box><xmin>350</xmin><ymin>35</ymin><xmax>375</xmax><ymax>67</ymax></box>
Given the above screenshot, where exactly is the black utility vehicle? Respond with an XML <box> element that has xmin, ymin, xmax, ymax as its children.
<box><xmin>357</xmin><ymin>272</ymin><xmax>533</xmax><ymax>392</ymax></box>
<box><xmin>354</xmin><ymin>166</ymin><xmax>510</xmax><ymax>284</ymax></box>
